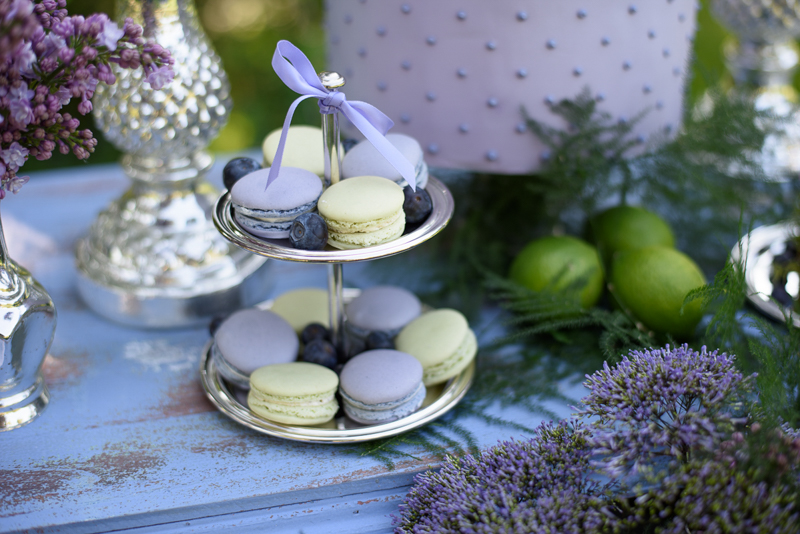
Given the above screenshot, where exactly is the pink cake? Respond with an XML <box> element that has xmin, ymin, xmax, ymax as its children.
<box><xmin>326</xmin><ymin>1</ymin><xmax>697</xmax><ymax>174</ymax></box>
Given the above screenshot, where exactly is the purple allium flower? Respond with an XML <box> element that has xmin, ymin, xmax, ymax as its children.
<box><xmin>580</xmin><ymin>344</ymin><xmax>754</xmax><ymax>477</ymax></box>
<box><xmin>393</xmin><ymin>420</ymin><xmax>621</xmax><ymax>534</ymax></box>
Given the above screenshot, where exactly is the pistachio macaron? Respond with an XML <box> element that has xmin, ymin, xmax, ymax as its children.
<box><xmin>231</xmin><ymin>166</ymin><xmax>323</xmax><ymax>239</ymax></box>
<box><xmin>248</xmin><ymin>362</ymin><xmax>339</xmax><ymax>425</ymax></box>
<box><xmin>396</xmin><ymin>309</ymin><xmax>477</xmax><ymax>386</ymax></box>
<box><xmin>270</xmin><ymin>287</ymin><xmax>330</xmax><ymax>333</ymax></box>
<box><xmin>342</xmin><ymin>133</ymin><xmax>429</xmax><ymax>189</ymax></box>
<box><xmin>317</xmin><ymin>175</ymin><xmax>405</xmax><ymax>249</ymax></box>
<box><xmin>262</xmin><ymin>125</ymin><xmax>325</xmax><ymax>179</ymax></box>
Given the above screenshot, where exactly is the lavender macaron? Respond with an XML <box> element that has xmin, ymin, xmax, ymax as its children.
<box><xmin>231</xmin><ymin>166</ymin><xmax>323</xmax><ymax>239</ymax></box>
<box><xmin>344</xmin><ymin>286</ymin><xmax>422</xmax><ymax>353</ymax></box>
<box><xmin>342</xmin><ymin>133</ymin><xmax>429</xmax><ymax>189</ymax></box>
<box><xmin>339</xmin><ymin>349</ymin><xmax>426</xmax><ymax>424</ymax></box>
<box><xmin>212</xmin><ymin>308</ymin><xmax>299</xmax><ymax>389</ymax></box>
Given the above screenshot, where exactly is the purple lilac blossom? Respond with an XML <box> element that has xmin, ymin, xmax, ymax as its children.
<box><xmin>0</xmin><ymin>0</ymin><xmax>174</xmax><ymax>197</ymax></box>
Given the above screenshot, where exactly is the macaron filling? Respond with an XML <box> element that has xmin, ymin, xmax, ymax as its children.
<box><xmin>341</xmin><ymin>382</ymin><xmax>426</xmax><ymax>424</ymax></box>
<box><xmin>421</xmin><ymin>328</ymin><xmax>477</xmax><ymax>386</ymax></box>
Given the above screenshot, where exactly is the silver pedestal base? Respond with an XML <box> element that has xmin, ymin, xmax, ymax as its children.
<box><xmin>75</xmin><ymin>249</ymin><xmax>271</xmax><ymax>329</ymax></box>
<box><xmin>0</xmin><ymin>372</ymin><xmax>49</xmax><ymax>431</ymax></box>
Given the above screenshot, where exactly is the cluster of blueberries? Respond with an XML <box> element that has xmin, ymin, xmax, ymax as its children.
<box><xmin>298</xmin><ymin>322</ymin><xmax>393</xmax><ymax>372</ymax></box>
<box><xmin>222</xmin><ymin>154</ymin><xmax>434</xmax><ymax>252</ymax></box>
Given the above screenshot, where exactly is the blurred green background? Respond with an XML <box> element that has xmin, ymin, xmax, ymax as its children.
<box><xmin>26</xmin><ymin>0</ymin><xmax>740</xmax><ymax>173</ymax></box>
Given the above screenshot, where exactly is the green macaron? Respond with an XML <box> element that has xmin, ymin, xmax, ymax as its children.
<box><xmin>248</xmin><ymin>362</ymin><xmax>339</xmax><ymax>425</ymax></box>
<box><xmin>395</xmin><ymin>309</ymin><xmax>477</xmax><ymax>386</ymax></box>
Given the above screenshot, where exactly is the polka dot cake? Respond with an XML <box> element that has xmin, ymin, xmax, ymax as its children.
<box><xmin>326</xmin><ymin>0</ymin><xmax>697</xmax><ymax>174</ymax></box>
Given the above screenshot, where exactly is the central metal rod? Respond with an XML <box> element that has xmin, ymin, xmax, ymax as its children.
<box><xmin>319</xmin><ymin>71</ymin><xmax>346</xmax><ymax>355</ymax></box>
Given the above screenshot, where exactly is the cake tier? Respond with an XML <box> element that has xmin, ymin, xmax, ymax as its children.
<box><xmin>326</xmin><ymin>0</ymin><xmax>697</xmax><ymax>174</ymax></box>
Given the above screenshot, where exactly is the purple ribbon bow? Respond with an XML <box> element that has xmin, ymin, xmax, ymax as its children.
<box><xmin>266</xmin><ymin>40</ymin><xmax>417</xmax><ymax>190</ymax></box>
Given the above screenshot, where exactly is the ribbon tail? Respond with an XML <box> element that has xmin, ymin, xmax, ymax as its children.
<box><xmin>342</xmin><ymin>103</ymin><xmax>418</xmax><ymax>190</ymax></box>
<box><xmin>266</xmin><ymin>94</ymin><xmax>317</xmax><ymax>190</ymax></box>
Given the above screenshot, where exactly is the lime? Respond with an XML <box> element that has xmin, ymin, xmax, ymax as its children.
<box><xmin>589</xmin><ymin>206</ymin><xmax>675</xmax><ymax>261</ymax></box>
<box><xmin>509</xmin><ymin>236</ymin><xmax>604</xmax><ymax>308</ymax></box>
<box><xmin>610</xmin><ymin>246</ymin><xmax>706</xmax><ymax>339</ymax></box>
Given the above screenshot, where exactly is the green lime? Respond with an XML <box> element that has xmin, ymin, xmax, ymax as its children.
<box><xmin>610</xmin><ymin>246</ymin><xmax>706</xmax><ymax>339</ymax></box>
<box><xmin>589</xmin><ymin>206</ymin><xmax>675</xmax><ymax>260</ymax></box>
<box><xmin>509</xmin><ymin>235</ymin><xmax>604</xmax><ymax>308</ymax></box>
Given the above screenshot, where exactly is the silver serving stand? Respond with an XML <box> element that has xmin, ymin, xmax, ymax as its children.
<box><xmin>204</xmin><ymin>71</ymin><xmax>464</xmax><ymax>443</ymax></box>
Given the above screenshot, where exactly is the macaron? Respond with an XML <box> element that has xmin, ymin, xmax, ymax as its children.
<box><xmin>317</xmin><ymin>175</ymin><xmax>405</xmax><ymax>249</ymax></box>
<box><xmin>270</xmin><ymin>287</ymin><xmax>330</xmax><ymax>333</ymax></box>
<box><xmin>345</xmin><ymin>285</ymin><xmax>422</xmax><ymax>341</ymax></box>
<box><xmin>212</xmin><ymin>308</ymin><xmax>299</xmax><ymax>389</ymax></box>
<box><xmin>342</xmin><ymin>133</ymin><xmax>429</xmax><ymax>189</ymax></box>
<box><xmin>231</xmin><ymin>166</ymin><xmax>323</xmax><ymax>239</ymax></box>
<box><xmin>395</xmin><ymin>309</ymin><xmax>477</xmax><ymax>386</ymax></box>
<box><xmin>248</xmin><ymin>362</ymin><xmax>339</xmax><ymax>425</ymax></box>
<box><xmin>338</xmin><ymin>349</ymin><xmax>426</xmax><ymax>424</ymax></box>
<box><xmin>262</xmin><ymin>125</ymin><xmax>325</xmax><ymax>178</ymax></box>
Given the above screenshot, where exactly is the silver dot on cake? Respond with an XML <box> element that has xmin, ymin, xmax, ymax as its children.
<box><xmin>656</xmin><ymin>100</ymin><xmax>665</xmax><ymax>109</ymax></box>
<box><xmin>400</xmin><ymin>113</ymin><xmax>411</xmax><ymax>123</ymax></box>
<box><xmin>486</xmin><ymin>40</ymin><xmax>497</xmax><ymax>50</ymax></box>
<box><xmin>648</xmin><ymin>30</ymin><xmax>656</xmax><ymax>38</ymax></box>
<box><xmin>515</xmin><ymin>122</ymin><xmax>527</xmax><ymax>133</ymax></box>
<box><xmin>487</xmin><ymin>97</ymin><xmax>498</xmax><ymax>107</ymax></box>
<box><xmin>331</xmin><ymin>35</ymin><xmax>340</xmax><ymax>45</ymax></box>
<box><xmin>401</xmin><ymin>60</ymin><xmax>411</xmax><ymax>70</ymax></box>
<box><xmin>577</xmin><ymin>9</ymin><xmax>587</xmax><ymax>19</ymax></box>
<box><xmin>486</xmin><ymin>150</ymin><xmax>498</xmax><ymax>161</ymax></box>
<box><xmin>663</xmin><ymin>48</ymin><xmax>671</xmax><ymax>57</ymax></box>
<box><xmin>358</xmin><ymin>47</ymin><xmax>367</xmax><ymax>57</ymax></box>
<box><xmin>457</xmin><ymin>10</ymin><xmax>466</xmax><ymax>20</ymax></box>
<box><xmin>623</xmin><ymin>60</ymin><xmax>632</xmax><ymax>70</ymax></box>
<box><xmin>629</xmin><ymin>5</ymin><xmax>637</xmax><ymax>14</ymax></box>
<box><xmin>377</xmin><ymin>81</ymin><xmax>387</xmax><ymax>91</ymax></box>
<box><xmin>516</xmin><ymin>11</ymin><xmax>528</xmax><ymax>21</ymax></box>
<box><xmin>401</xmin><ymin>4</ymin><xmax>411</xmax><ymax>14</ymax></box>
<box><xmin>573</xmin><ymin>67</ymin><xmax>583</xmax><ymax>76</ymax></box>
<box><xmin>344</xmin><ymin>14</ymin><xmax>353</xmax><ymax>23</ymax></box>
<box><xmin>665</xmin><ymin>123</ymin><xmax>674</xmax><ymax>133</ymax></box>
<box><xmin>601</xmin><ymin>36</ymin><xmax>611</xmax><ymax>46</ymax></box>
<box><xmin>545</xmin><ymin>95</ymin><xmax>555</xmax><ymax>104</ymax></box>
<box><xmin>679</xmin><ymin>13</ymin><xmax>686</xmax><ymax>22</ymax></box>
<box><xmin>426</xmin><ymin>91</ymin><xmax>437</xmax><ymax>101</ymax></box>
<box><xmin>643</xmin><ymin>84</ymin><xmax>652</xmax><ymax>93</ymax></box>
<box><xmin>637</xmin><ymin>134</ymin><xmax>646</xmax><ymax>144</ymax></box>
<box><xmin>427</xmin><ymin>144</ymin><xmax>439</xmax><ymax>154</ymax></box>
<box><xmin>673</xmin><ymin>67</ymin><xmax>682</xmax><ymax>76</ymax></box>
<box><xmin>540</xmin><ymin>150</ymin><xmax>551</xmax><ymax>161</ymax></box>
<box><xmin>457</xmin><ymin>68</ymin><xmax>468</xmax><ymax>78</ymax></box>
<box><xmin>377</xmin><ymin>26</ymin><xmax>386</xmax><ymax>36</ymax></box>
<box><xmin>596</xmin><ymin>92</ymin><xmax>606</xmax><ymax>102</ymax></box>
<box><xmin>426</xmin><ymin>36</ymin><xmax>437</xmax><ymax>45</ymax></box>
<box><xmin>546</xmin><ymin>39</ymin><xmax>556</xmax><ymax>49</ymax></box>
<box><xmin>459</xmin><ymin>123</ymin><xmax>469</xmax><ymax>133</ymax></box>
<box><xmin>618</xmin><ymin>116</ymin><xmax>628</xmax><ymax>124</ymax></box>
<box><xmin>516</xmin><ymin>68</ymin><xmax>528</xmax><ymax>78</ymax></box>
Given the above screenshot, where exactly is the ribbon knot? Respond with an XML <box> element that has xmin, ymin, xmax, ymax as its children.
<box><xmin>266</xmin><ymin>40</ymin><xmax>417</xmax><ymax>190</ymax></box>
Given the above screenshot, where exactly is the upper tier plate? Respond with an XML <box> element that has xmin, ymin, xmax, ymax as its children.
<box><xmin>213</xmin><ymin>176</ymin><xmax>454</xmax><ymax>263</ymax></box>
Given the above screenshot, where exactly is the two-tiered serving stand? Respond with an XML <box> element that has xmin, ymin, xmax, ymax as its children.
<box><xmin>200</xmin><ymin>73</ymin><xmax>473</xmax><ymax>444</ymax></box>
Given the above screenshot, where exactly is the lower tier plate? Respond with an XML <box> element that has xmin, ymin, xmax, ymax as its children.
<box><xmin>199</xmin><ymin>344</ymin><xmax>475</xmax><ymax>444</ymax></box>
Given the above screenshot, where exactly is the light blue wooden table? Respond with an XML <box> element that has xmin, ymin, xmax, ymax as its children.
<box><xmin>0</xmin><ymin>159</ymin><xmax>577</xmax><ymax>533</ymax></box>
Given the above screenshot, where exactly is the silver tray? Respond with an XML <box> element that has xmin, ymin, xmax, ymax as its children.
<box><xmin>199</xmin><ymin>343</ymin><xmax>475</xmax><ymax>444</ymax></box>
<box><xmin>732</xmin><ymin>221</ymin><xmax>800</xmax><ymax>327</ymax></box>
<box><xmin>212</xmin><ymin>176</ymin><xmax>455</xmax><ymax>263</ymax></box>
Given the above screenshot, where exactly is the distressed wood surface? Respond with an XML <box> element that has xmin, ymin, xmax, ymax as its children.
<box><xmin>0</xmin><ymin>160</ymin><xmax>578</xmax><ymax>534</ymax></box>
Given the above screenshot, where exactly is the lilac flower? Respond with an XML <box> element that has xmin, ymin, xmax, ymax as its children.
<box><xmin>580</xmin><ymin>344</ymin><xmax>754</xmax><ymax>477</ymax></box>
<box><xmin>97</xmin><ymin>20</ymin><xmax>123</xmax><ymax>51</ymax></box>
<box><xmin>145</xmin><ymin>65</ymin><xmax>174</xmax><ymax>90</ymax></box>
<box><xmin>7</xmin><ymin>173</ymin><xmax>28</xmax><ymax>193</ymax></box>
<box><xmin>1</xmin><ymin>142</ymin><xmax>29</xmax><ymax>171</ymax></box>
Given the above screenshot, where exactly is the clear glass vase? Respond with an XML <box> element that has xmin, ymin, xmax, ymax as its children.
<box><xmin>0</xmin><ymin>205</ymin><xmax>57</xmax><ymax>431</ymax></box>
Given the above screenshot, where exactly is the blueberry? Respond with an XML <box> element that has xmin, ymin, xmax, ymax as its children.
<box><xmin>208</xmin><ymin>315</ymin><xmax>226</xmax><ymax>336</ymax></box>
<box><xmin>342</xmin><ymin>138</ymin><xmax>359</xmax><ymax>153</ymax></box>
<box><xmin>365</xmin><ymin>330</ymin><xmax>394</xmax><ymax>350</ymax></box>
<box><xmin>289</xmin><ymin>212</ymin><xmax>328</xmax><ymax>250</ymax></box>
<box><xmin>301</xmin><ymin>322</ymin><xmax>330</xmax><ymax>345</ymax></box>
<box><xmin>302</xmin><ymin>339</ymin><xmax>339</xmax><ymax>370</ymax></box>
<box><xmin>223</xmin><ymin>157</ymin><xmax>261</xmax><ymax>190</ymax></box>
<box><xmin>402</xmin><ymin>185</ymin><xmax>433</xmax><ymax>225</ymax></box>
